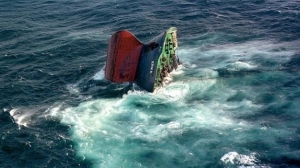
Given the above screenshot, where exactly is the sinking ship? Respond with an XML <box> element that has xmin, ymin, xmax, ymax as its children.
<box><xmin>105</xmin><ymin>27</ymin><xmax>179</xmax><ymax>92</ymax></box>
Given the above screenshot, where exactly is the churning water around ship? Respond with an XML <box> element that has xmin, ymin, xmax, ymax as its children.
<box><xmin>1</xmin><ymin>0</ymin><xmax>300</xmax><ymax>167</ymax></box>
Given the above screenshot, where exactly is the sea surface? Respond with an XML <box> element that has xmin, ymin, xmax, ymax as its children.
<box><xmin>1</xmin><ymin>0</ymin><xmax>300</xmax><ymax>167</ymax></box>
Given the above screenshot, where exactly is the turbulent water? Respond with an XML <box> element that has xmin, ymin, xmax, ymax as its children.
<box><xmin>1</xmin><ymin>0</ymin><xmax>300</xmax><ymax>167</ymax></box>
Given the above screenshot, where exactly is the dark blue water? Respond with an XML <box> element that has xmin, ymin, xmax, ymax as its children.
<box><xmin>1</xmin><ymin>0</ymin><xmax>300</xmax><ymax>167</ymax></box>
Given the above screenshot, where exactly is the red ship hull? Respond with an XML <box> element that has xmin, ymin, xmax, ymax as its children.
<box><xmin>105</xmin><ymin>30</ymin><xmax>143</xmax><ymax>83</ymax></box>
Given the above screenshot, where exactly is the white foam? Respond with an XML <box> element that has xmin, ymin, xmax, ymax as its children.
<box><xmin>225</xmin><ymin>61</ymin><xmax>257</xmax><ymax>71</ymax></box>
<box><xmin>8</xmin><ymin>108</ymin><xmax>33</xmax><ymax>129</ymax></box>
<box><xmin>221</xmin><ymin>151</ymin><xmax>258</xmax><ymax>165</ymax></box>
<box><xmin>92</xmin><ymin>68</ymin><xmax>105</xmax><ymax>80</ymax></box>
<box><xmin>155</xmin><ymin>81</ymin><xmax>190</xmax><ymax>101</ymax></box>
<box><xmin>66</xmin><ymin>84</ymin><xmax>80</xmax><ymax>94</ymax></box>
<box><xmin>170</xmin><ymin>64</ymin><xmax>184</xmax><ymax>75</ymax></box>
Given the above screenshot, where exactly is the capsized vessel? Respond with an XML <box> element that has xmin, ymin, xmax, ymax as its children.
<box><xmin>105</xmin><ymin>27</ymin><xmax>179</xmax><ymax>92</ymax></box>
